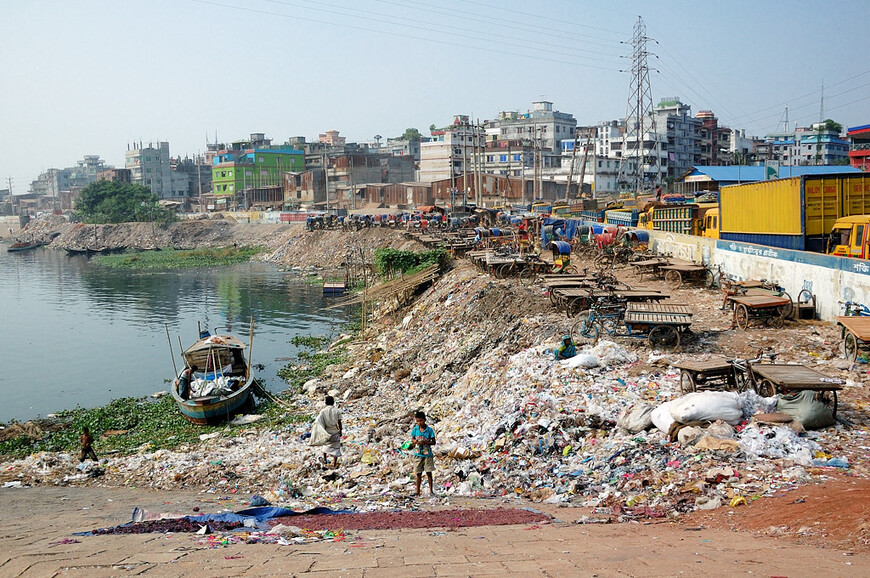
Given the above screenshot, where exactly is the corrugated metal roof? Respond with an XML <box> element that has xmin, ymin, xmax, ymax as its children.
<box><xmin>686</xmin><ymin>165</ymin><xmax>860</xmax><ymax>183</ymax></box>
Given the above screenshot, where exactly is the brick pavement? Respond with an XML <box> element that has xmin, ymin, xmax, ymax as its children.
<box><xmin>1</xmin><ymin>486</ymin><xmax>867</xmax><ymax>577</ymax></box>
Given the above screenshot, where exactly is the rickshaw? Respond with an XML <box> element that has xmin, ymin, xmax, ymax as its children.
<box><xmin>550</xmin><ymin>240</ymin><xmax>573</xmax><ymax>273</ymax></box>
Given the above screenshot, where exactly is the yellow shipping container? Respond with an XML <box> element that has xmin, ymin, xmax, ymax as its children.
<box><xmin>720</xmin><ymin>178</ymin><xmax>803</xmax><ymax>235</ymax></box>
<box><xmin>803</xmin><ymin>175</ymin><xmax>842</xmax><ymax>236</ymax></box>
<box><xmin>842</xmin><ymin>174</ymin><xmax>870</xmax><ymax>217</ymax></box>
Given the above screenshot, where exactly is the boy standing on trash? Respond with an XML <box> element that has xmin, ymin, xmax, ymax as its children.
<box><xmin>79</xmin><ymin>426</ymin><xmax>97</xmax><ymax>462</ymax></box>
<box><xmin>409</xmin><ymin>410</ymin><xmax>436</xmax><ymax>496</ymax></box>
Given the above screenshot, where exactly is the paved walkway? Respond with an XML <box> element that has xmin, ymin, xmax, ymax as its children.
<box><xmin>0</xmin><ymin>487</ymin><xmax>866</xmax><ymax>577</ymax></box>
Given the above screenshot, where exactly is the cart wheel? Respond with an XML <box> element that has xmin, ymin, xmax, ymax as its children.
<box><xmin>704</xmin><ymin>268</ymin><xmax>715</xmax><ymax>288</ymax></box>
<box><xmin>679</xmin><ymin>371</ymin><xmax>696</xmax><ymax>394</ymax></box>
<box><xmin>648</xmin><ymin>325</ymin><xmax>680</xmax><ymax>350</ymax></box>
<box><xmin>519</xmin><ymin>267</ymin><xmax>537</xmax><ymax>286</ymax></box>
<box><xmin>735</xmin><ymin>304</ymin><xmax>749</xmax><ymax>330</ymax></box>
<box><xmin>756</xmin><ymin>378</ymin><xmax>776</xmax><ymax>397</ymax></box>
<box><xmin>633</xmin><ymin>267</ymin><xmax>644</xmax><ymax>281</ymax></box>
<box><xmin>563</xmin><ymin>265</ymin><xmax>579</xmax><ymax>274</ymax></box>
<box><xmin>770</xmin><ymin>305</ymin><xmax>787</xmax><ymax>328</ymax></box>
<box><xmin>844</xmin><ymin>332</ymin><xmax>859</xmax><ymax>362</ymax></box>
<box><xmin>566</xmin><ymin>299</ymin><xmax>586</xmax><ymax>318</ymax></box>
<box><xmin>548</xmin><ymin>289</ymin><xmax>559</xmax><ymax>306</ymax></box>
<box><xmin>571</xmin><ymin>313</ymin><xmax>599</xmax><ymax>344</ymax></box>
<box><xmin>600</xmin><ymin>314</ymin><xmax>620</xmax><ymax>335</ymax></box>
<box><xmin>665</xmin><ymin>270</ymin><xmax>682</xmax><ymax>289</ymax></box>
<box><xmin>780</xmin><ymin>292</ymin><xmax>793</xmax><ymax>319</ymax></box>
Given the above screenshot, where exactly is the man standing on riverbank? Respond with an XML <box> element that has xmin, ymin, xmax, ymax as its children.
<box><xmin>314</xmin><ymin>396</ymin><xmax>342</xmax><ymax>468</ymax></box>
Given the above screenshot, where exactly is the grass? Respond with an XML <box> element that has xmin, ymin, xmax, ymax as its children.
<box><xmin>0</xmin><ymin>317</ymin><xmax>364</xmax><ymax>461</ymax></box>
<box><xmin>94</xmin><ymin>246</ymin><xmax>267</xmax><ymax>269</ymax></box>
<box><xmin>0</xmin><ymin>393</ymin><xmax>310</xmax><ymax>460</ymax></box>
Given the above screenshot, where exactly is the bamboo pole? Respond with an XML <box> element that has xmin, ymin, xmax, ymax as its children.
<box><xmin>246</xmin><ymin>316</ymin><xmax>254</xmax><ymax>382</ymax></box>
<box><xmin>165</xmin><ymin>324</ymin><xmax>178</xmax><ymax>376</ymax></box>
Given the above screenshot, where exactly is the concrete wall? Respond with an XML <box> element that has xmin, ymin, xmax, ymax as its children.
<box><xmin>645</xmin><ymin>229</ymin><xmax>870</xmax><ymax>321</ymax></box>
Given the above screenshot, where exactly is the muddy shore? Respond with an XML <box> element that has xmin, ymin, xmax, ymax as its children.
<box><xmin>2</xmin><ymin>216</ymin><xmax>869</xmax><ymax>552</ymax></box>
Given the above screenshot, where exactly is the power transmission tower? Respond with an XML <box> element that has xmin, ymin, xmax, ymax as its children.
<box><xmin>617</xmin><ymin>16</ymin><xmax>655</xmax><ymax>194</ymax></box>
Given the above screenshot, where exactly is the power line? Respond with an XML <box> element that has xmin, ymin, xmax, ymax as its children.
<box><xmin>192</xmin><ymin>0</ymin><xmax>622</xmax><ymax>70</ymax></box>
<box><xmin>264</xmin><ymin>0</ymin><xmax>624</xmax><ymax>63</ymax></box>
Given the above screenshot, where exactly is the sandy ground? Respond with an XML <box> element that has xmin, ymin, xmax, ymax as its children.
<box><xmin>1</xmin><ymin>486</ymin><xmax>868</xmax><ymax>577</ymax></box>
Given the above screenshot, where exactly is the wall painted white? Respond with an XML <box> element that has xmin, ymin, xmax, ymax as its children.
<box><xmin>646</xmin><ymin>230</ymin><xmax>870</xmax><ymax>321</ymax></box>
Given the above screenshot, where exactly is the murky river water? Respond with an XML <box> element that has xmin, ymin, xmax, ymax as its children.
<box><xmin>0</xmin><ymin>245</ymin><xmax>354</xmax><ymax>422</ymax></box>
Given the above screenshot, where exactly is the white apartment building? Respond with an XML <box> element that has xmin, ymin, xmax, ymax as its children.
<box><xmin>419</xmin><ymin>116</ymin><xmax>485</xmax><ymax>183</ymax></box>
<box><xmin>125</xmin><ymin>141</ymin><xmax>173</xmax><ymax>198</ymax></box>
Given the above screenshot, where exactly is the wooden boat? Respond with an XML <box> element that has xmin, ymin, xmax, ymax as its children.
<box><xmin>170</xmin><ymin>322</ymin><xmax>255</xmax><ymax>425</ymax></box>
<box><xmin>7</xmin><ymin>239</ymin><xmax>46</xmax><ymax>252</ymax></box>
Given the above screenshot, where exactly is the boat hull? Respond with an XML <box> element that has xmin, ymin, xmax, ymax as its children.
<box><xmin>171</xmin><ymin>381</ymin><xmax>254</xmax><ymax>425</ymax></box>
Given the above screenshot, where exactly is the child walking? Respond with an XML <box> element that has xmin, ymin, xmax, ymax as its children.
<box><xmin>79</xmin><ymin>427</ymin><xmax>97</xmax><ymax>462</ymax></box>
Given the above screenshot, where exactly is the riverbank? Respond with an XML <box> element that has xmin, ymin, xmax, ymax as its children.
<box><xmin>2</xmin><ymin>217</ymin><xmax>869</xmax><ymax>551</ymax></box>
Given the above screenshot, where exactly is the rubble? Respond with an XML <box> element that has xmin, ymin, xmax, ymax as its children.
<box><xmin>0</xmin><ymin>257</ymin><xmax>867</xmax><ymax>520</ymax></box>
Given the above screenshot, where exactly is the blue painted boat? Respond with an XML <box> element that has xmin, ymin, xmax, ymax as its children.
<box><xmin>170</xmin><ymin>328</ymin><xmax>255</xmax><ymax>425</ymax></box>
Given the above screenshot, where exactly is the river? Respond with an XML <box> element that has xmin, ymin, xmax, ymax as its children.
<box><xmin>0</xmin><ymin>245</ymin><xmax>355</xmax><ymax>423</ymax></box>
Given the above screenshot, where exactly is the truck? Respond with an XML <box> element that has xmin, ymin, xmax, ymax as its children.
<box><xmin>604</xmin><ymin>209</ymin><xmax>639</xmax><ymax>227</ymax></box>
<box><xmin>828</xmin><ymin>215</ymin><xmax>870</xmax><ymax>259</ymax></box>
<box><xmin>636</xmin><ymin>203</ymin><xmax>716</xmax><ymax>236</ymax></box>
<box><xmin>718</xmin><ymin>174</ymin><xmax>870</xmax><ymax>252</ymax></box>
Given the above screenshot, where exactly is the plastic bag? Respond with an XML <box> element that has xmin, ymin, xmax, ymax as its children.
<box><xmin>670</xmin><ymin>392</ymin><xmax>743</xmax><ymax>425</ymax></box>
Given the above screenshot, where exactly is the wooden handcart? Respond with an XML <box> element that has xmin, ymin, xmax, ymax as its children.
<box><xmin>748</xmin><ymin>363</ymin><xmax>844</xmax><ymax>417</ymax></box>
<box><xmin>555</xmin><ymin>287</ymin><xmax>667</xmax><ymax>317</ymax></box>
<box><xmin>623</xmin><ymin>302</ymin><xmax>693</xmax><ymax>348</ymax></box>
<box><xmin>659</xmin><ymin>262</ymin><xmax>714</xmax><ymax>289</ymax></box>
<box><xmin>672</xmin><ymin>356</ymin><xmax>739</xmax><ymax>394</ymax></box>
<box><xmin>629</xmin><ymin>258</ymin><xmax>670</xmax><ymax>281</ymax></box>
<box><xmin>836</xmin><ymin>316</ymin><xmax>870</xmax><ymax>362</ymax></box>
<box><xmin>728</xmin><ymin>294</ymin><xmax>791</xmax><ymax>330</ymax></box>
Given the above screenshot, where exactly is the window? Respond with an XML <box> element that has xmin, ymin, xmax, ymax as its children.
<box><xmin>146</xmin><ymin>168</ymin><xmax>152</xmax><ymax>173</ymax></box>
<box><xmin>499</xmin><ymin>155</ymin><xmax>507</xmax><ymax>162</ymax></box>
<box><xmin>259</xmin><ymin>158</ymin><xmax>265</xmax><ymax>163</ymax></box>
<box><xmin>513</xmin><ymin>154</ymin><xmax>521</xmax><ymax>162</ymax></box>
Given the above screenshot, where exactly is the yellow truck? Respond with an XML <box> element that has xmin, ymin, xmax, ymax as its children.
<box><xmin>828</xmin><ymin>215</ymin><xmax>870</xmax><ymax>259</ymax></box>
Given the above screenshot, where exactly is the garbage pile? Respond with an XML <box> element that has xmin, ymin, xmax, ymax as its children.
<box><xmin>1</xmin><ymin>262</ymin><xmax>867</xmax><ymax>518</ymax></box>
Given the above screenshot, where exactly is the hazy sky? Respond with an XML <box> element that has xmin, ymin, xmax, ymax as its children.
<box><xmin>3</xmin><ymin>0</ymin><xmax>869</xmax><ymax>192</ymax></box>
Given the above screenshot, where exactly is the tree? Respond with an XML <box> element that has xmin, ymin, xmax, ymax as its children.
<box><xmin>401</xmin><ymin>128</ymin><xmax>421</xmax><ymax>142</ymax></box>
<box><xmin>74</xmin><ymin>181</ymin><xmax>171</xmax><ymax>224</ymax></box>
<box><xmin>821</xmin><ymin>119</ymin><xmax>843</xmax><ymax>134</ymax></box>
<box><xmin>429</xmin><ymin>124</ymin><xmax>437</xmax><ymax>134</ymax></box>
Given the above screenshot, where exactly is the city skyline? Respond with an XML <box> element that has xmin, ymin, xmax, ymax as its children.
<box><xmin>2</xmin><ymin>0</ymin><xmax>869</xmax><ymax>193</ymax></box>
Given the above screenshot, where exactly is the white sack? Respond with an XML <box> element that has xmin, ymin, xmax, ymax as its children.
<box><xmin>670</xmin><ymin>391</ymin><xmax>743</xmax><ymax>425</ymax></box>
<box><xmin>565</xmin><ymin>353</ymin><xmax>599</xmax><ymax>369</ymax></box>
<box><xmin>616</xmin><ymin>403</ymin><xmax>654</xmax><ymax>433</ymax></box>
<box><xmin>651</xmin><ymin>401</ymin><xmax>675</xmax><ymax>433</ymax></box>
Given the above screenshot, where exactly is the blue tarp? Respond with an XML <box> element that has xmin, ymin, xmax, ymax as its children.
<box><xmin>77</xmin><ymin>506</ymin><xmax>353</xmax><ymax>536</ymax></box>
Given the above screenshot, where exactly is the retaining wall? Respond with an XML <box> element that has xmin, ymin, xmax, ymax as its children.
<box><xmin>645</xmin><ymin>230</ymin><xmax>870</xmax><ymax>321</ymax></box>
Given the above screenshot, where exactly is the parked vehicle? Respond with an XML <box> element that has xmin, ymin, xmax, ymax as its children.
<box><xmin>719</xmin><ymin>174</ymin><xmax>870</xmax><ymax>252</ymax></box>
<box><xmin>828</xmin><ymin>215</ymin><xmax>870</xmax><ymax>259</ymax></box>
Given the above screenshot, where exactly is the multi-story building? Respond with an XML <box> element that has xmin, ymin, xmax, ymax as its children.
<box><xmin>695</xmin><ymin>111</ymin><xmax>732</xmax><ymax>166</ymax></box>
<box><xmin>172</xmin><ymin>156</ymin><xmax>212</xmax><ymax>198</ymax></box>
<box><xmin>598</xmin><ymin>119</ymin><xmax>668</xmax><ymax>193</ymax></box>
<box><xmin>653</xmin><ymin>97</ymin><xmax>701</xmax><ymax>180</ymax></box>
<box><xmin>318</xmin><ymin>130</ymin><xmax>346</xmax><ymax>148</ymax></box>
<box><xmin>211</xmin><ymin>145</ymin><xmax>305</xmax><ymax>209</ymax></box>
<box><xmin>757</xmin><ymin>125</ymin><xmax>850</xmax><ymax>166</ymax></box>
<box><xmin>97</xmin><ymin>168</ymin><xmax>132</xmax><ymax>183</ymax></box>
<box><xmin>419</xmin><ymin>116</ymin><xmax>486</xmax><ymax>183</ymax></box>
<box><xmin>30</xmin><ymin>155</ymin><xmax>110</xmax><ymax>199</ymax></box>
<box><xmin>125</xmin><ymin>142</ymin><xmax>172</xmax><ymax>198</ymax></box>
<box><xmin>493</xmin><ymin>101</ymin><xmax>577</xmax><ymax>152</ymax></box>
<box><xmin>847</xmin><ymin>124</ymin><xmax>870</xmax><ymax>170</ymax></box>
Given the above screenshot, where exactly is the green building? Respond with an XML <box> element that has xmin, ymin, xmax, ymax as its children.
<box><xmin>212</xmin><ymin>148</ymin><xmax>305</xmax><ymax>205</ymax></box>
